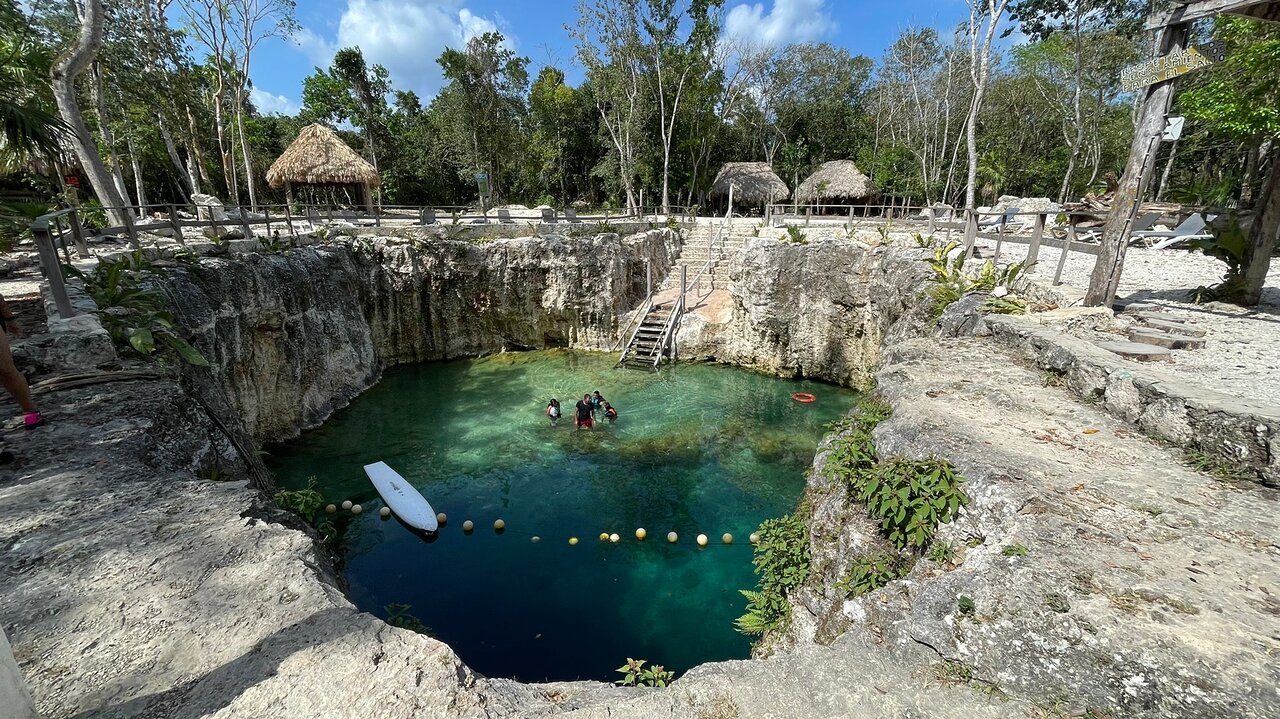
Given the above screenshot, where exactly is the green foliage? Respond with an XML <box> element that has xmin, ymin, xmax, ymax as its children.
<box><xmin>273</xmin><ymin>477</ymin><xmax>324</xmax><ymax>519</ymax></box>
<box><xmin>78</xmin><ymin>198</ymin><xmax>108</xmax><ymax>231</ymax></box>
<box><xmin>838</xmin><ymin>552</ymin><xmax>911</xmax><ymax>598</ymax></box>
<box><xmin>784</xmin><ymin>224</ymin><xmax>807</xmax><ymax>244</ymax></box>
<box><xmin>851</xmin><ymin>458</ymin><xmax>969</xmax><ymax>550</ymax></box>
<box><xmin>927</xmin><ymin>241</ymin><xmax>1030</xmax><ymax>318</ymax></box>
<box><xmin>64</xmin><ymin>251</ymin><xmax>208</xmax><ymax>366</ymax></box>
<box><xmin>615</xmin><ymin>658</ymin><xmax>675</xmax><ymax>688</ymax></box>
<box><xmin>957</xmin><ymin>595</ymin><xmax>976</xmax><ymax>618</ymax></box>
<box><xmin>926</xmin><ymin>540</ymin><xmax>956</xmax><ymax>564</ymax></box>
<box><xmin>912</xmin><ymin>232</ymin><xmax>932</xmax><ymax>248</ymax></box>
<box><xmin>259</xmin><ymin>233</ymin><xmax>292</xmax><ymax>254</ymax></box>
<box><xmin>383</xmin><ymin>603</ymin><xmax>430</xmax><ymax>634</ymax></box>
<box><xmin>1183</xmin><ymin>449</ymin><xmax>1255</xmax><ymax>483</ymax></box>
<box><xmin>736</xmin><ymin>513</ymin><xmax>810</xmax><ymax>636</ymax></box>
<box><xmin>1002</xmin><ymin>543</ymin><xmax>1029</xmax><ymax>557</ymax></box>
<box><xmin>0</xmin><ymin>200</ymin><xmax>51</xmax><ymax>251</ymax></box>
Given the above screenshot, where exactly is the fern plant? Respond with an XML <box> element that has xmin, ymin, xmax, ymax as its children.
<box><xmin>736</xmin><ymin>513</ymin><xmax>810</xmax><ymax>635</ymax></box>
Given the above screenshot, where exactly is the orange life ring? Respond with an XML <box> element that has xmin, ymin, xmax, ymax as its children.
<box><xmin>792</xmin><ymin>392</ymin><xmax>817</xmax><ymax>404</ymax></box>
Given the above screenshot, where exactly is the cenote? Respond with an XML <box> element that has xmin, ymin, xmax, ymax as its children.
<box><xmin>269</xmin><ymin>350</ymin><xmax>856</xmax><ymax>682</ymax></box>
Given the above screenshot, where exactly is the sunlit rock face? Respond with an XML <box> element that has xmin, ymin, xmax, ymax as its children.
<box><xmin>160</xmin><ymin>230</ymin><xmax>679</xmax><ymax>443</ymax></box>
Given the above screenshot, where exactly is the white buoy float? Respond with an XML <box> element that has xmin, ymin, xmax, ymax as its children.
<box><xmin>379</xmin><ymin>507</ymin><xmax>391</xmax><ymax>518</ymax></box>
<box><xmin>437</xmin><ymin>513</ymin><xmax>448</xmax><ymax>525</ymax></box>
<box><xmin>463</xmin><ymin>520</ymin><xmax>475</xmax><ymax>532</ymax></box>
<box><xmin>667</xmin><ymin>532</ymin><xmax>678</xmax><ymax>543</ymax></box>
<box><xmin>531</xmin><ymin>536</ymin><xmax>540</xmax><ymax>543</ymax></box>
<box><xmin>749</xmin><ymin>532</ymin><xmax>760</xmax><ymax>544</ymax></box>
<box><xmin>341</xmin><ymin>500</ymin><xmax>353</xmax><ymax>510</ymax></box>
<box><xmin>722</xmin><ymin>533</ymin><xmax>733</xmax><ymax>544</ymax></box>
<box><xmin>696</xmin><ymin>534</ymin><xmax>709</xmax><ymax>547</ymax></box>
<box><xmin>494</xmin><ymin>519</ymin><xmax>506</xmax><ymax>531</ymax></box>
<box><xmin>599</xmin><ymin>532</ymin><xmax>609</xmax><ymax>541</ymax></box>
<box><xmin>325</xmin><ymin>504</ymin><xmax>337</xmax><ymax>514</ymax></box>
<box><xmin>351</xmin><ymin>504</ymin><xmax>363</xmax><ymax>515</ymax></box>
<box><xmin>635</xmin><ymin>528</ymin><xmax>647</xmax><ymax>540</ymax></box>
<box><xmin>569</xmin><ymin>537</ymin><xmax>579</xmax><ymax>545</ymax></box>
<box><xmin>609</xmin><ymin>533</ymin><xmax>620</xmax><ymax>543</ymax></box>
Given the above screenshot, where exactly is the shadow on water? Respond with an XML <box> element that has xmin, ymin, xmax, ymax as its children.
<box><xmin>267</xmin><ymin>350</ymin><xmax>856</xmax><ymax>682</ymax></box>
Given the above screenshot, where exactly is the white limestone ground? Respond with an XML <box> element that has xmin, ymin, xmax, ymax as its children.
<box><xmin>969</xmin><ymin>234</ymin><xmax>1280</xmax><ymax>408</ymax></box>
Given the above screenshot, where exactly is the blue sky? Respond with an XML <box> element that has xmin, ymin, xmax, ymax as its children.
<box><xmin>248</xmin><ymin>0</ymin><xmax>972</xmax><ymax>116</ymax></box>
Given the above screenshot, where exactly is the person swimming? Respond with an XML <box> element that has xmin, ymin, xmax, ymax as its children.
<box><xmin>602</xmin><ymin>401</ymin><xmax>618</xmax><ymax>424</ymax></box>
<box><xmin>591</xmin><ymin>391</ymin><xmax>605</xmax><ymax>410</ymax></box>
<box><xmin>546</xmin><ymin>398</ymin><xmax>561</xmax><ymax>425</ymax></box>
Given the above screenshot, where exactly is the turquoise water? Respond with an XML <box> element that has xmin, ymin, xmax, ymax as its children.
<box><xmin>268</xmin><ymin>350</ymin><xmax>855</xmax><ymax>682</ymax></box>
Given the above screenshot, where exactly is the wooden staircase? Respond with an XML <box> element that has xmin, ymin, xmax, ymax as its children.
<box><xmin>618</xmin><ymin>302</ymin><xmax>677</xmax><ymax>370</ymax></box>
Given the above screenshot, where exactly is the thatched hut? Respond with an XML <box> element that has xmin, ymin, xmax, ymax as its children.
<box><xmin>266</xmin><ymin>123</ymin><xmax>380</xmax><ymax>210</ymax></box>
<box><xmin>795</xmin><ymin>160</ymin><xmax>880</xmax><ymax>205</ymax></box>
<box><xmin>710</xmin><ymin>162</ymin><xmax>789</xmax><ymax>206</ymax></box>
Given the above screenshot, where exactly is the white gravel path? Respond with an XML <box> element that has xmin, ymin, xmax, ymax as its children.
<box><xmin>976</xmin><ymin>235</ymin><xmax>1280</xmax><ymax>408</ymax></box>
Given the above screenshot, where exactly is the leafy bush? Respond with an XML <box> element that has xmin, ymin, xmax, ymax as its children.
<box><xmin>838</xmin><ymin>552</ymin><xmax>911</xmax><ymax>598</ymax></box>
<box><xmin>926</xmin><ymin>240</ymin><xmax>1030</xmax><ymax>318</ymax></box>
<box><xmin>1002</xmin><ymin>543</ymin><xmax>1028</xmax><ymax>557</ymax></box>
<box><xmin>274</xmin><ymin>477</ymin><xmax>324</xmax><ymax>518</ymax></box>
<box><xmin>784</xmin><ymin>224</ymin><xmax>807</xmax><ymax>244</ymax></box>
<box><xmin>957</xmin><ymin>595</ymin><xmax>976</xmax><ymax>618</ymax></box>
<box><xmin>78</xmin><ymin>198</ymin><xmax>108</xmax><ymax>231</ymax></box>
<box><xmin>616</xmin><ymin>658</ymin><xmax>675</xmax><ymax>687</ymax></box>
<box><xmin>736</xmin><ymin>513</ymin><xmax>810</xmax><ymax>636</ymax></box>
<box><xmin>852</xmin><ymin>458</ymin><xmax>968</xmax><ymax>550</ymax></box>
<box><xmin>926</xmin><ymin>540</ymin><xmax>956</xmax><ymax>564</ymax></box>
<box><xmin>384</xmin><ymin>603</ymin><xmax>430</xmax><ymax>634</ymax></box>
<box><xmin>64</xmin><ymin>251</ymin><xmax>208</xmax><ymax>365</ymax></box>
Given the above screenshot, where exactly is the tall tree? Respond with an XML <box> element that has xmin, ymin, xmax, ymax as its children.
<box><xmin>178</xmin><ymin>0</ymin><xmax>240</xmax><ymax>201</ymax></box>
<box><xmin>963</xmin><ymin>0</ymin><xmax>1012</xmax><ymax>213</ymax></box>
<box><xmin>49</xmin><ymin>0</ymin><xmax>128</xmax><ymax>227</ymax></box>
<box><xmin>228</xmin><ymin>0</ymin><xmax>297</xmax><ymax>209</ymax></box>
<box><xmin>437</xmin><ymin>33</ymin><xmax>529</xmax><ymax>202</ymax></box>
<box><xmin>638</xmin><ymin>0</ymin><xmax>721</xmax><ymax>213</ymax></box>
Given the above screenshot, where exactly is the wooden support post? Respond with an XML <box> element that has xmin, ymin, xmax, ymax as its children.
<box><xmin>284</xmin><ymin>204</ymin><xmax>295</xmax><ymax>238</ymax></box>
<box><xmin>121</xmin><ymin>209</ymin><xmax>140</xmax><ymax>250</ymax></box>
<box><xmin>1027</xmin><ymin>213</ymin><xmax>1046</xmax><ymax>267</ymax></box>
<box><xmin>264</xmin><ymin>207</ymin><xmax>272</xmax><ymax>237</ymax></box>
<box><xmin>419</xmin><ymin>207</ymin><xmax>426</xmax><ymax>226</ymax></box>
<box><xmin>69</xmin><ymin>208</ymin><xmax>90</xmax><ymax>258</ymax></box>
<box><xmin>239</xmin><ymin>208</ymin><xmax>252</xmax><ymax>241</ymax></box>
<box><xmin>805</xmin><ymin>206</ymin><xmax>811</xmax><ymax>227</ymax></box>
<box><xmin>848</xmin><ymin>205</ymin><xmax>854</xmax><ymax>231</ymax></box>
<box><xmin>33</xmin><ymin>224</ymin><xmax>74</xmax><ymax>318</ymax></box>
<box><xmin>927</xmin><ymin>206</ymin><xmax>936</xmax><ymax>236</ymax></box>
<box><xmin>1085</xmin><ymin>21</ymin><xmax>1189</xmax><ymax>306</ymax></box>
<box><xmin>166</xmin><ymin>204</ymin><xmax>183</xmax><ymax>246</ymax></box>
<box><xmin>1054</xmin><ymin>222</ymin><xmax>1076</xmax><ymax>286</ymax></box>
<box><xmin>994</xmin><ymin>218</ymin><xmax>1005</xmax><ymax>263</ymax></box>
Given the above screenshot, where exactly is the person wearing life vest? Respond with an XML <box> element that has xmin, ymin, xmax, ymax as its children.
<box><xmin>602</xmin><ymin>401</ymin><xmax>618</xmax><ymax>424</ymax></box>
<box><xmin>546</xmin><ymin>398</ymin><xmax>561</xmax><ymax>425</ymax></box>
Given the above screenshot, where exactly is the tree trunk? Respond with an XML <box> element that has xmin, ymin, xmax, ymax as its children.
<box><xmin>158</xmin><ymin>114</ymin><xmax>194</xmax><ymax>199</ymax></box>
<box><xmin>964</xmin><ymin>0</ymin><xmax>1008</xmax><ymax>213</ymax></box>
<box><xmin>125</xmin><ymin>132</ymin><xmax>148</xmax><ymax>213</ymax></box>
<box><xmin>235</xmin><ymin>102</ymin><xmax>257</xmax><ymax>210</ymax></box>
<box><xmin>1240</xmin><ymin>139</ymin><xmax>1262</xmax><ymax>208</ymax></box>
<box><xmin>184</xmin><ymin>104</ymin><xmax>209</xmax><ymax>193</ymax></box>
<box><xmin>1085</xmin><ymin>23</ymin><xmax>1189</xmax><ymax>306</ymax></box>
<box><xmin>1236</xmin><ymin>149</ymin><xmax>1279</xmax><ymax>305</ymax></box>
<box><xmin>1156</xmin><ymin>137</ymin><xmax>1178</xmax><ymax>201</ymax></box>
<box><xmin>50</xmin><ymin>0</ymin><xmax>126</xmax><ymax>227</ymax></box>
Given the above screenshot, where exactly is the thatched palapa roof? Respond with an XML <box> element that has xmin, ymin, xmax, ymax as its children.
<box><xmin>710</xmin><ymin>162</ymin><xmax>789</xmax><ymax>204</ymax></box>
<box><xmin>266</xmin><ymin>124</ymin><xmax>380</xmax><ymax>189</ymax></box>
<box><xmin>795</xmin><ymin>160</ymin><xmax>879</xmax><ymax>203</ymax></box>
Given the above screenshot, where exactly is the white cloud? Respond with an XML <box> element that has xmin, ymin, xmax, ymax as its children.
<box><xmin>250</xmin><ymin>87</ymin><xmax>300</xmax><ymax>116</ymax></box>
<box><xmin>291</xmin><ymin>1</ymin><xmax>506</xmax><ymax>99</ymax></box>
<box><xmin>723</xmin><ymin>0</ymin><xmax>834</xmax><ymax>49</ymax></box>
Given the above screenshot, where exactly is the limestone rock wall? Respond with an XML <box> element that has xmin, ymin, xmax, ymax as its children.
<box><xmin>161</xmin><ymin>231</ymin><xmax>677</xmax><ymax>444</ymax></box>
<box><xmin>678</xmin><ymin>239</ymin><xmax>935</xmax><ymax>388</ymax></box>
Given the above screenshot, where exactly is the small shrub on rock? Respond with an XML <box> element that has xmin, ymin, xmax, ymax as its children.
<box><xmin>736</xmin><ymin>513</ymin><xmax>810</xmax><ymax>636</ymax></box>
<box><xmin>838</xmin><ymin>552</ymin><xmax>912</xmax><ymax>598</ymax></box>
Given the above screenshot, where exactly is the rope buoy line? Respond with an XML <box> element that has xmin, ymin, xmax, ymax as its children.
<box><xmin>333</xmin><ymin>501</ymin><xmax>761</xmax><ymax>549</ymax></box>
<box><xmin>791</xmin><ymin>392</ymin><xmax>817</xmax><ymax>404</ymax></box>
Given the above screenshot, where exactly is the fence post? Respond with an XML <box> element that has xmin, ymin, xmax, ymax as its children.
<box><xmin>239</xmin><ymin>207</ymin><xmax>252</xmax><ymax>241</ymax></box>
<box><xmin>1027</xmin><ymin>213</ymin><xmax>1046</xmax><ymax>267</ymax></box>
<box><xmin>1053</xmin><ymin>221</ymin><xmax>1075</xmax><ymax>286</ymax></box>
<box><xmin>68</xmin><ymin>208</ymin><xmax>91</xmax><ymax>258</ymax></box>
<box><xmin>53</xmin><ymin>215</ymin><xmax>72</xmax><ymax>264</ymax></box>
<box><xmin>927</xmin><ymin>206</ymin><xmax>936</xmax><ymax>235</ymax></box>
<box><xmin>264</xmin><ymin>207</ymin><xmax>273</xmax><ymax>237</ymax></box>
<box><xmin>848</xmin><ymin>205</ymin><xmax>854</xmax><ymax>231</ymax></box>
<box><xmin>805</xmin><ymin>206</ymin><xmax>811</xmax><ymax>227</ymax></box>
<box><xmin>33</xmin><ymin>223</ymin><xmax>74</xmax><ymax>319</ymax></box>
<box><xmin>284</xmin><ymin>204</ymin><xmax>295</xmax><ymax>238</ymax></box>
<box><xmin>963</xmin><ymin>208</ymin><xmax>978</xmax><ymax>258</ymax></box>
<box><xmin>120</xmin><ymin>209</ymin><xmax>140</xmax><ymax>250</ymax></box>
<box><xmin>419</xmin><ymin>207</ymin><xmax>426</xmax><ymax>226</ymax></box>
<box><xmin>165</xmin><ymin>204</ymin><xmax>184</xmax><ymax>246</ymax></box>
<box><xmin>994</xmin><ymin>217</ymin><xmax>1006</xmax><ymax>263</ymax></box>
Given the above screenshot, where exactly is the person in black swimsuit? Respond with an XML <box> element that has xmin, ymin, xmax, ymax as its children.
<box><xmin>574</xmin><ymin>394</ymin><xmax>595</xmax><ymax>430</ymax></box>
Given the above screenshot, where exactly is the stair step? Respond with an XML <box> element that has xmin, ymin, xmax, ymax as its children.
<box><xmin>1097</xmin><ymin>340</ymin><xmax>1173</xmax><ymax>361</ymax></box>
<box><xmin>1127</xmin><ymin>329</ymin><xmax>1205</xmax><ymax>350</ymax></box>
<box><xmin>1137</xmin><ymin>316</ymin><xmax>1206</xmax><ymax>337</ymax></box>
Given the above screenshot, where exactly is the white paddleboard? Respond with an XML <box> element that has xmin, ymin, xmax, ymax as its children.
<box><xmin>363</xmin><ymin>461</ymin><xmax>439</xmax><ymax>533</ymax></box>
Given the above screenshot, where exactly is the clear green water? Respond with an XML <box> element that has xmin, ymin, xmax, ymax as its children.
<box><xmin>268</xmin><ymin>350</ymin><xmax>855</xmax><ymax>682</ymax></box>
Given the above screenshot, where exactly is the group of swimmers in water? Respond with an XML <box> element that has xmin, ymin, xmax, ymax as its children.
<box><xmin>546</xmin><ymin>391</ymin><xmax>617</xmax><ymax>430</ymax></box>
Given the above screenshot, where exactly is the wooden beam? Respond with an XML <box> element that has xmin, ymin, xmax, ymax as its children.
<box><xmin>1146</xmin><ymin>0</ymin><xmax>1280</xmax><ymax>29</ymax></box>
